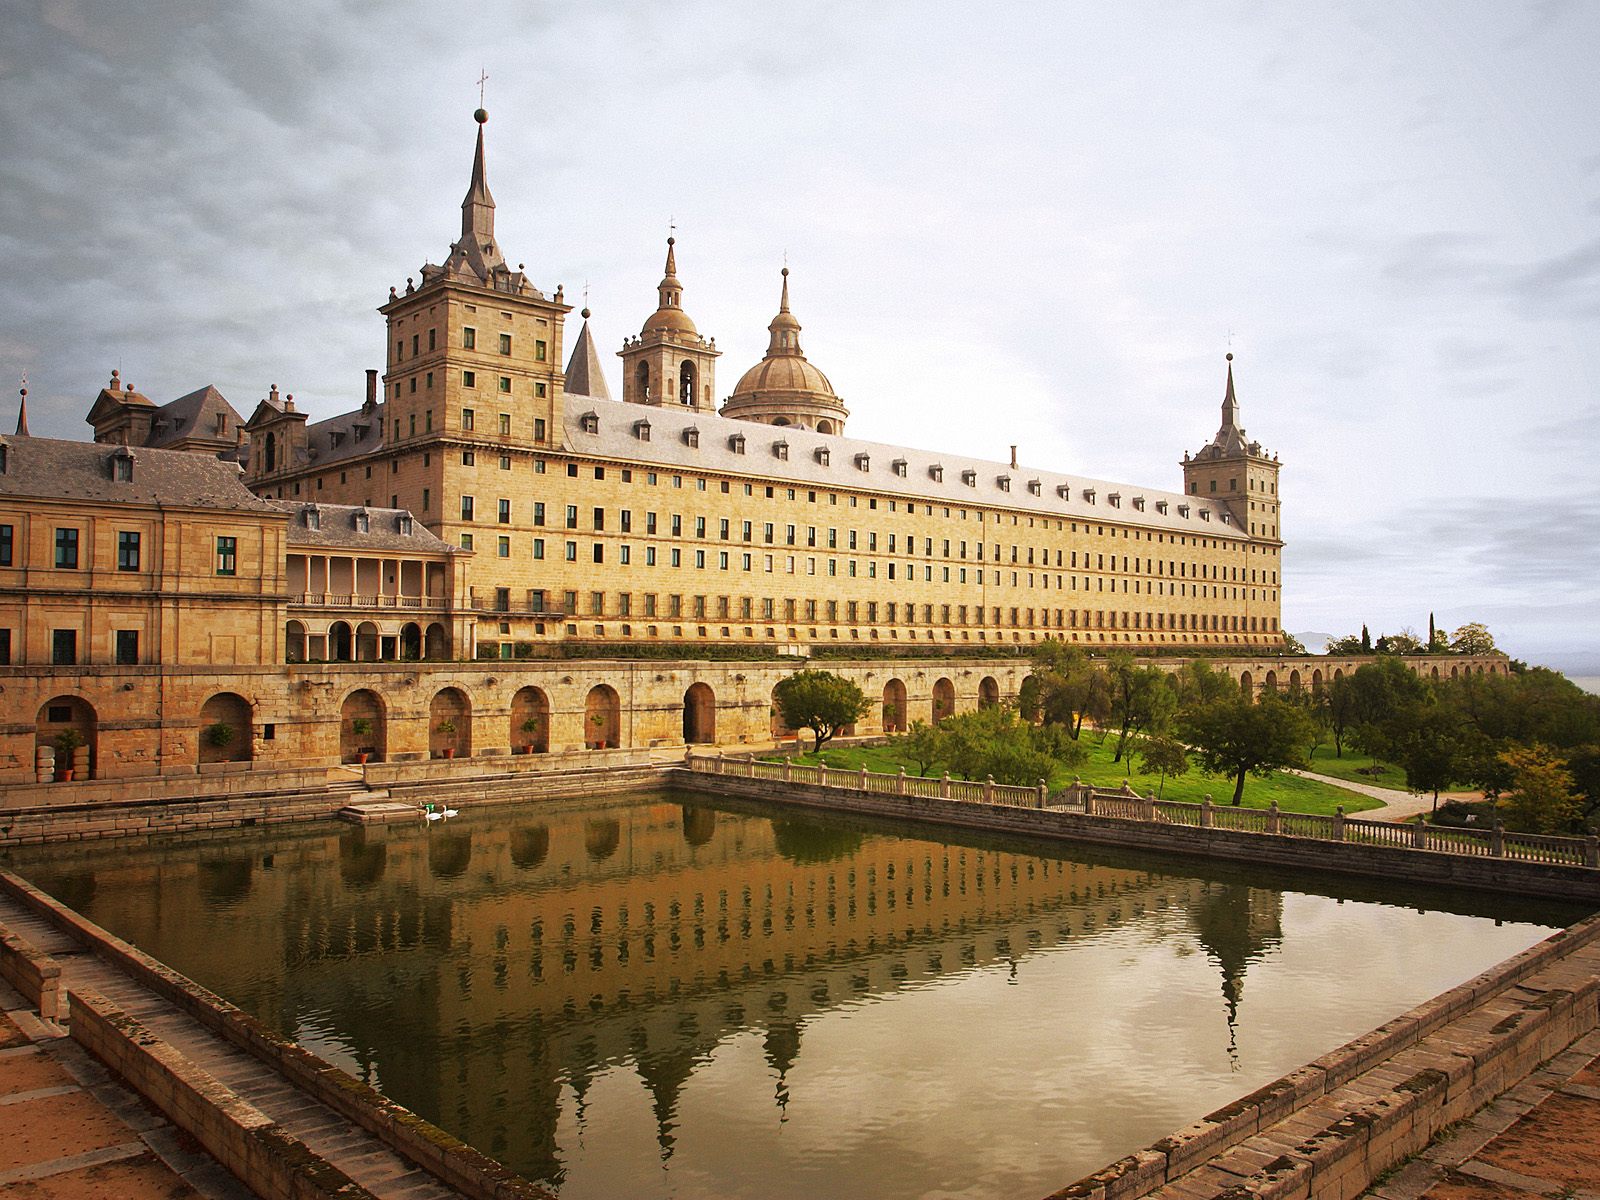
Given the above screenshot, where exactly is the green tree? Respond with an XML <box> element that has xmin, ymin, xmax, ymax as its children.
<box><xmin>1105</xmin><ymin>653</ymin><xmax>1176</xmax><ymax>762</ymax></box>
<box><xmin>1325</xmin><ymin>673</ymin><xmax>1357</xmax><ymax>757</ymax></box>
<box><xmin>1281</xmin><ymin>631</ymin><xmax>1308</xmax><ymax>655</ymax></box>
<box><xmin>773</xmin><ymin>670</ymin><xmax>870</xmax><ymax>753</ymax></box>
<box><xmin>1171</xmin><ymin>659</ymin><xmax>1236</xmax><ymax>707</ymax></box>
<box><xmin>1361</xmin><ymin>624</ymin><xmax>1372</xmax><ymax>653</ymax></box>
<box><xmin>1376</xmin><ymin>628</ymin><xmax>1425</xmax><ymax>655</ymax></box>
<box><xmin>1024</xmin><ymin>640</ymin><xmax>1111</xmax><ymax>738</ymax></box>
<box><xmin>1135</xmin><ymin>734</ymin><xmax>1189</xmax><ymax>798</ymax></box>
<box><xmin>1450</xmin><ymin>622</ymin><xmax>1497</xmax><ymax>656</ymax></box>
<box><xmin>1180</xmin><ymin>695</ymin><xmax>1313</xmax><ymax>806</ymax></box>
<box><xmin>1364</xmin><ymin>700</ymin><xmax>1468</xmax><ymax>811</ymax></box>
<box><xmin>938</xmin><ymin>705</ymin><xmax>1083</xmax><ymax>786</ymax></box>
<box><xmin>900</xmin><ymin>720</ymin><xmax>945</xmax><ymax>777</ymax></box>
<box><xmin>1325</xmin><ymin>633</ymin><xmax>1365</xmax><ymax>655</ymax></box>
<box><xmin>1499</xmin><ymin>744</ymin><xmax>1579</xmax><ymax>834</ymax></box>
<box><xmin>1346</xmin><ymin>657</ymin><xmax>1430</xmax><ymax>753</ymax></box>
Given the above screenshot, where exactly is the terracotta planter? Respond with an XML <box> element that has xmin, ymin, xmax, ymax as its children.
<box><xmin>443</xmin><ymin>747</ymin><xmax>455</xmax><ymax>759</ymax></box>
<box><xmin>59</xmin><ymin>769</ymin><xmax>75</xmax><ymax>783</ymax></box>
<box><xmin>356</xmin><ymin>752</ymin><xmax>369</xmax><ymax>764</ymax></box>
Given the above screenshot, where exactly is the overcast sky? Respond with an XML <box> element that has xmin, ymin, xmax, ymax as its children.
<box><xmin>2</xmin><ymin>1</ymin><xmax>1596</xmax><ymax>667</ymax></box>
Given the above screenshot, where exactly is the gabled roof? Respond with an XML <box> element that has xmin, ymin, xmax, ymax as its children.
<box><xmin>273</xmin><ymin>501</ymin><xmax>459</xmax><ymax>553</ymax></box>
<box><xmin>145</xmin><ymin>384</ymin><xmax>243</xmax><ymax>449</ymax></box>
<box><xmin>301</xmin><ymin>402</ymin><xmax>387</xmax><ymax>469</ymax></box>
<box><xmin>0</xmin><ymin>435</ymin><xmax>280</xmax><ymax>512</ymax></box>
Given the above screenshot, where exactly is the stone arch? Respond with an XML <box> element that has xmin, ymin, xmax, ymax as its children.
<box><xmin>510</xmin><ymin>686</ymin><xmax>550</xmax><ymax>754</ymax></box>
<box><xmin>772</xmin><ymin>416</ymin><xmax>791</xmax><ymax>427</ymax></box>
<box><xmin>816</xmin><ymin>418</ymin><xmax>835</xmax><ymax>435</ymax></box>
<box><xmin>679</xmin><ymin>360</ymin><xmax>697</xmax><ymax>405</ymax></box>
<box><xmin>340</xmin><ymin>689</ymin><xmax>385</xmax><ymax>763</ymax></box>
<box><xmin>932</xmin><ymin>677</ymin><xmax>956</xmax><ymax>725</ymax></box>
<box><xmin>1262</xmin><ymin>670</ymin><xmax>1278</xmax><ymax>696</ymax></box>
<box><xmin>198</xmin><ymin>692</ymin><xmax>252</xmax><ymax>765</ymax></box>
<box><xmin>769</xmin><ymin>685</ymin><xmax>792</xmax><ymax>740</ymax></box>
<box><xmin>585</xmin><ymin>684</ymin><xmax>621</xmax><ymax>749</ymax></box>
<box><xmin>682</xmin><ymin>805</ymin><xmax>717</xmax><ymax>847</ymax></box>
<box><xmin>1311</xmin><ymin>668</ymin><xmax>1324</xmax><ymax>695</ymax></box>
<box><xmin>1333</xmin><ymin>668</ymin><xmax>1345</xmax><ymax>683</ymax></box>
<box><xmin>328</xmin><ymin>621</ymin><xmax>353</xmax><ymax>662</ymax></box>
<box><xmin>263</xmin><ymin>430</ymin><xmax>276</xmax><ymax>472</ymax></box>
<box><xmin>635</xmin><ymin>361</ymin><xmax>651</xmax><ymax>401</ymax></box>
<box><xmin>682</xmin><ymin>682</ymin><xmax>715</xmax><ymax>744</ymax></box>
<box><xmin>355</xmin><ymin>621</ymin><xmax>380</xmax><ymax>662</ymax></box>
<box><xmin>429</xmin><ymin>687</ymin><xmax>471</xmax><ymax>758</ymax></box>
<box><xmin>979</xmin><ymin>676</ymin><xmax>1001</xmax><ymax>708</ymax></box>
<box><xmin>1288</xmin><ymin>669</ymin><xmax>1302</xmax><ymax>694</ymax></box>
<box><xmin>428</xmin><ymin>833</ymin><xmax>473</xmax><ymax>879</ymax></box>
<box><xmin>36</xmin><ymin>695</ymin><xmax>96</xmax><ymax>782</ymax></box>
<box><xmin>424</xmin><ymin>622</ymin><xmax>449</xmax><ymax>660</ymax></box>
<box><xmin>1239</xmin><ymin>670</ymin><xmax>1255</xmax><ymax>702</ymax></box>
<box><xmin>285</xmin><ymin>620</ymin><xmax>306</xmax><ymax>663</ymax></box>
<box><xmin>882</xmin><ymin>678</ymin><xmax>907</xmax><ymax>733</ymax></box>
<box><xmin>399</xmin><ymin>622</ymin><xmax>422</xmax><ymax>661</ymax></box>
<box><xmin>1450</xmin><ymin>664</ymin><xmax>1460</xmax><ymax>679</ymax></box>
<box><xmin>1431</xmin><ymin>665</ymin><xmax>1440</xmax><ymax>679</ymax></box>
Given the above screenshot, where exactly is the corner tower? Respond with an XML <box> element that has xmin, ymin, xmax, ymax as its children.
<box><xmin>619</xmin><ymin>237</ymin><xmax>720</xmax><ymax>410</ymax></box>
<box><xmin>1182</xmin><ymin>354</ymin><xmax>1281</xmax><ymax>541</ymax></box>
<box><xmin>376</xmin><ymin>107</ymin><xmax>571</xmax><ymax>457</ymax></box>
<box><xmin>721</xmin><ymin>267</ymin><xmax>848</xmax><ymax>434</ymax></box>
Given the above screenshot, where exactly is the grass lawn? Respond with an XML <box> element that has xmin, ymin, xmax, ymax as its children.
<box><xmin>769</xmin><ymin>734</ymin><xmax>1382</xmax><ymax>816</ymax></box>
<box><xmin>1303</xmin><ymin>747</ymin><xmax>1408</xmax><ymax>790</ymax></box>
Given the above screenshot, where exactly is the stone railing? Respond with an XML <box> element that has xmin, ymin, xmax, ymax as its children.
<box><xmin>688</xmin><ymin>757</ymin><xmax>1600</xmax><ymax>871</ymax></box>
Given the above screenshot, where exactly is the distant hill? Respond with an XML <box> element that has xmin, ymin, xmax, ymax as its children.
<box><xmin>1294</xmin><ymin>631</ymin><xmax>1337</xmax><ymax>655</ymax></box>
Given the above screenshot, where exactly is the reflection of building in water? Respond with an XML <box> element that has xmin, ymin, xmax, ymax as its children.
<box><xmin>28</xmin><ymin>802</ymin><xmax>1215</xmax><ymax>1185</ymax></box>
<box><xmin>1188</xmin><ymin>883</ymin><xmax>1284</xmax><ymax>1058</ymax></box>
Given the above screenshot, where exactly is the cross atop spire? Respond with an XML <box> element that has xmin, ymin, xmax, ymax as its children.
<box><xmin>477</xmin><ymin>67</ymin><xmax>488</xmax><ymax>108</ymax></box>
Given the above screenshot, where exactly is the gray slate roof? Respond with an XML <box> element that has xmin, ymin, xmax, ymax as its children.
<box><xmin>0</xmin><ymin>436</ymin><xmax>280</xmax><ymax>512</ymax></box>
<box><xmin>561</xmin><ymin>397</ymin><xmax>1247</xmax><ymax>539</ymax></box>
<box><xmin>145</xmin><ymin>384</ymin><xmax>245</xmax><ymax>449</ymax></box>
<box><xmin>301</xmin><ymin>403</ymin><xmax>387</xmax><ymax>470</ymax></box>
<box><xmin>563</xmin><ymin>317</ymin><xmax>613</xmax><ymax>401</ymax></box>
<box><xmin>273</xmin><ymin>501</ymin><xmax>459</xmax><ymax>554</ymax></box>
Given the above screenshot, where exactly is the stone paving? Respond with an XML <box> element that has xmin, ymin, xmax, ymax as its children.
<box><xmin>0</xmin><ymin>977</ymin><xmax>251</xmax><ymax>1200</ymax></box>
<box><xmin>1367</xmin><ymin>1029</ymin><xmax>1600</xmax><ymax>1200</ymax></box>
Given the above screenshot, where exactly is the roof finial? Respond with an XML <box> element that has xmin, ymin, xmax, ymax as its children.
<box><xmin>477</xmin><ymin>67</ymin><xmax>489</xmax><ymax>111</ymax></box>
<box><xmin>779</xmin><ymin>265</ymin><xmax>791</xmax><ymax>313</ymax></box>
<box><xmin>1221</xmin><ymin>352</ymin><xmax>1239</xmax><ymax>430</ymax></box>
<box><xmin>16</xmin><ymin>375</ymin><xmax>31</xmax><ymax>437</ymax></box>
<box><xmin>461</xmin><ymin>100</ymin><xmax>494</xmax><ymax>239</ymax></box>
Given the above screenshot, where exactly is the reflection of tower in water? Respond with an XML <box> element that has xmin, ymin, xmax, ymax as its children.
<box><xmin>1189</xmin><ymin>883</ymin><xmax>1284</xmax><ymax>1066</ymax></box>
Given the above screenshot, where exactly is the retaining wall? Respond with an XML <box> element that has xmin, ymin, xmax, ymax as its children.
<box><xmin>0</xmin><ymin>917</ymin><xmax>62</xmax><ymax>1020</ymax></box>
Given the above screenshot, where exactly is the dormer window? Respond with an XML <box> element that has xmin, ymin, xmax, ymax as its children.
<box><xmin>997</xmin><ymin>475</ymin><xmax>1011</xmax><ymax>492</ymax></box>
<box><xmin>1219</xmin><ymin>511</ymin><xmax>1231</xmax><ymax>525</ymax></box>
<box><xmin>214</xmin><ymin>412</ymin><xmax>227</xmax><ymax>435</ymax></box>
<box><xmin>854</xmin><ymin>453</ymin><xmax>870</xmax><ymax>472</ymax></box>
<box><xmin>892</xmin><ymin>458</ymin><xmax>908</xmax><ymax>477</ymax></box>
<box><xmin>110</xmin><ymin>448</ymin><xmax>134</xmax><ymax>482</ymax></box>
<box><xmin>774</xmin><ymin>440</ymin><xmax>789</xmax><ymax>461</ymax></box>
<box><xmin>0</xmin><ymin>442</ymin><xmax>7</xmax><ymax>474</ymax></box>
<box><xmin>304</xmin><ymin>505</ymin><xmax>321</xmax><ymax>530</ymax></box>
<box><xmin>929</xmin><ymin>464</ymin><xmax>944</xmax><ymax>482</ymax></box>
<box><xmin>1108</xmin><ymin>492</ymin><xmax>1120</xmax><ymax>508</ymax></box>
<box><xmin>330</xmin><ymin>431</ymin><xmax>344</xmax><ymax>448</ymax></box>
<box><xmin>1178</xmin><ymin>504</ymin><xmax>1190</xmax><ymax>518</ymax></box>
<box><xmin>580</xmin><ymin>412</ymin><xmax>599</xmax><ymax>435</ymax></box>
<box><xmin>1199</xmin><ymin>509</ymin><xmax>1211</xmax><ymax>522</ymax></box>
<box><xmin>961</xmin><ymin>469</ymin><xmax>976</xmax><ymax>486</ymax></box>
<box><xmin>1056</xmin><ymin>484</ymin><xmax>1071</xmax><ymax>499</ymax></box>
<box><xmin>354</xmin><ymin>510</ymin><xmax>370</xmax><ymax>533</ymax></box>
<box><xmin>682</xmin><ymin>427</ymin><xmax>699</xmax><ymax>448</ymax></box>
<box><xmin>1132</xmin><ymin>496</ymin><xmax>1145</xmax><ymax>511</ymax></box>
<box><xmin>1156</xmin><ymin>500</ymin><xmax>1168</xmax><ymax>515</ymax></box>
<box><xmin>728</xmin><ymin>433</ymin><xmax>746</xmax><ymax>454</ymax></box>
<box><xmin>634</xmin><ymin>419</ymin><xmax>651</xmax><ymax>442</ymax></box>
<box><xmin>398</xmin><ymin>514</ymin><xmax>413</xmax><ymax>535</ymax></box>
<box><xmin>353</xmin><ymin>424</ymin><xmax>366</xmax><ymax>443</ymax></box>
<box><xmin>1027</xmin><ymin>479</ymin><xmax>1041</xmax><ymax>496</ymax></box>
<box><xmin>1084</xmin><ymin>488</ymin><xmax>1096</xmax><ymax>504</ymax></box>
<box><xmin>815</xmin><ymin>447</ymin><xmax>830</xmax><ymax>466</ymax></box>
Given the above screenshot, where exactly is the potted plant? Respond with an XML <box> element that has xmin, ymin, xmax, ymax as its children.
<box><xmin>52</xmin><ymin>728</ymin><xmax>84</xmax><ymax>782</ymax></box>
<box><xmin>435</xmin><ymin>718</ymin><xmax>457</xmax><ymax>758</ymax></box>
<box><xmin>350</xmin><ymin>716</ymin><xmax>373</xmax><ymax>763</ymax></box>
<box><xmin>203</xmin><ymin>721</ymin><xmax>235</xmax><ymax>750</ymax></box>
<box><xmin>520</xmin><ymin>715</ymin><xmax>543</xmax><ymax>754</ymax></box>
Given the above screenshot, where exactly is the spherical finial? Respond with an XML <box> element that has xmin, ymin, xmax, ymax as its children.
<box><xmin>781</xmin><ymin>266</ymin><xmax>789</xmax><ymax>277</ymax></box>
<box><xmin>474</xmin><ymin>107</ymin><xmax>488</xmax><ymax>124</ymax></box>
<box><xmin>667</xmin><ymin>236</ymin><xmax>675</xmax><ymax>246</ymax></box>
<box><xmin>1225</xmin><ymin>352</ymin><xmax>1234</xmax><ymax>361</ymax></box>
<box><xmin>19</xmin><ymin>385</ymin><xmax>26</xmax><ymax>398</ymax></box>
<box><xmin>581</xmin><ymin>306</ymin><xmax>591</xmax><ymax>320</ymax></box>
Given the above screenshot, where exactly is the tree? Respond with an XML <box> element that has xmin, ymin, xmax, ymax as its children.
<box><xmin>1450</xmin><ymin>622</ymin><xmax>1497</xmax><ymax>656</ymax></box>
<box><xmin>1376</xmin><ymin>628</ymin><xmax>1425</xmax><ymax>655</ymax></box>
<box><xmin>1346</xmin><ymin>657</ymin><xmax>1430</xmax><ymax>751</ymax></box>
<box><xmin>1136</xmin><ymin>734</ymin><xmax>1189</xmax><ymax>798</ymax></box>
<box><xmin>937</xmin><ymin>704</ymin><xmax>1083</xmax><ymax>786</ymax></box>
<box><xmin>1024</xmin><ymin>640</ymin><xmax>1111</xmax><ymax>739</ymax></box>
<box><xmin>1281</xmin><ymin>631</ymin><xmax>1307</xmax><ymax>655</ymax></box>
<box><xmin>1499</xmin><ymin>744</ymin><xmax>1579</xmax><ymax>834</ymax></box>
<box><xmin>1361</xmin><ymin>624</ymin><xmax>1372</xmax><ymax>653</ymax></box>
<box><xmin>1171</xmin><ymin>659</ymin><xmax>1237</xmax><ymax>707</ymax></box>
<box><xmin>1364</xmin><ymin>700</ymin><xmax>1468</xmax><ymax>811</ymax></box>
<box><xmin>1180</xmin><ymin>695</ymin><xmax>1313</xmax><ymax>806</ymax></box>
<box><xmin>901</xmin><ymin>720</ymin><xmax>944</xmax><ymax>777</ymax></box>
<box><xmin>1105</xmin><ymin>653</ymin><xmax>1176</xmax><ymax>762</ymax></box>
<box><xmin>1325</xmin><ymin>633</ymin><xmax>1365</xmax><ymax>655</ymax></box>
<box><xmin>773</xmin><ymin>670</ymin><xmax>869</xmax><ymax>753</ymax></box>
<box><xmin>1325</xmin><ymin>674</ymin><xmax>1357</xmax><ymax>757</ymax></box>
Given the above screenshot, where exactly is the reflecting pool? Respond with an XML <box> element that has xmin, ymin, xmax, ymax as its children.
<box><xmin>5</xmin><ymin>792</ymin><xmax>1587</xmax><ymax>1199</ymax></box>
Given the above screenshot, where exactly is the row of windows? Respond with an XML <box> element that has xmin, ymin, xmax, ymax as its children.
<box><xmin>391</xmin><ymin>326</ymin><xmax>547</xmax><ymax>362</ymax></box>
<box><xmin>0</xmin><ymin>628</ymin><xmax>141</xmax><ymax>667</ymax></box>
<box><xmin>0</xmin><ymin>525</ymin><xmax>236</xmax><ymax>575</ymax></box>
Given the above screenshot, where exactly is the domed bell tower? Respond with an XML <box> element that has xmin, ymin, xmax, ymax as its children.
<box><xmin>619</xmin><ymin>237</ymin><xmax>719</xmax><ymax>411</ymax></box>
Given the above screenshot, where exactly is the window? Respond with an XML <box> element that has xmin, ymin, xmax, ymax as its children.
<box><xmin>498</xmin><ymin>499</ymin><xmax>511</xmax><ymax>524</ymax></box>
<box><xmin>462</xmin><ymin>371</ymin><xmax>476</xmax><ymax>389</ymax></box>
<box><xmin>499</xmin><ymin>332</ymin><xmax>512</xmax><ymax>355</ymax></box>
<box><xmin>462</xmin><ymin>407</ymin><xmax>475</xmax><ymax>429</ymax></box>
<box><xmin>463</xmin><ymin>450</ymin><xmax>475</xmax><ymax>465</ymax></box>
<box><xmin>112</xmin><ymin>453</ymin><xmax>133</xmax><ymax>482</ymax></box>
<box><xmin>460</xmin><ymin>533</ymin><xmax>474</xmax><ymax>550</ymax></box>
<box><xmin>565</xmin><ymin>505</ymin><xmax>578</xmax><ymax>529</ymax></box>
<box><xmin>52</xmin><ymin>629</ymin><xmax>76</xmax><ymax>665</ymax></box>
<box><xmin>533</xmin><ymin>502</ymin><xmax>545</xmax><ymax>526</ymax></box>
<box><xmin>0</xmin><ymin>524</ymin><xmax>12</xmax><ymax>566</ymax></box>
<box><xmin>463</xmin><ymin>327</ymin><xmax>476</xmax><ymax>349</ymax></box>
<box><xmin>565</xmin><ymin>541</ymin><xmax>577</xmax><ymax>561</ymax></box>
<box><xmin>500</xmin><ymin>455</ymin><xmax>511</xmax><ymax>470</ymax></box>
<box><xmin>535</xmin><ymin>339</ymin><xmax>547</xmax><ymax>362</ymax></box>
<box><xmin>532</xmin><ymin>538</ymin><xmax>544</xmax><ymax>559</ymax></box>
<box><xmin>499</xmin><ymin>378</ymin><xmax>511</xmax><ymax>396</ymax></box>
<box><xmin>115</xmin><ymin>629</ymin><xmax>139</xmax><ymax>665</ymax></box>
<box><xmin>534</xmin><ymin>418</ymin><xmax>547</xmax><ymax>440</ymax></box>
<box><xmin>55</xmin><ymin>528</ymin><xmax>79</xmax><ymax>569</ymax></box>
<box><xmin>497</xmin><ymin>536</ymin><xmax>510</xmax><ymax>558</ymax></box>
<box><xmin>0</xmin><ymin>628</ymin><xmax>9</xmax><ymax>665</ymax></box>
<box><xmin>461</xmin><ymin>496</ymin><xmax>475</xmax><ymax>521</ymax></box>
<box><xmin>215</xmin><ymin>536</ymin><xmax>237</xmax><ymax>575</ymax></box>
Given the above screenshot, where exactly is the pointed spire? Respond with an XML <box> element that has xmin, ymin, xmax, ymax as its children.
<box><xmin>15</xmin><ymin>381</ymin><xmax>30</xmax><ymax>436</ymax></box>
<box><xmin>1221</xmin><ymin>352</ymin><xmax>1239</xmax><ymax>431</ymax></box>
<box><xmin>639</xmin><ymin>236</ymin><xmax>700</xmax><ymax>337</ymax></box>
<box><xmin>564</xmin><ymin>307</ymin><xmax>614</xmax><ymax>401</ymax></box>
<box><xmin>765</xmin><ymin>267</ymin><xmax>803</xmax><ymax>356</ymax></box>
<box><xmin>460</xmin><ymin>107</ymin><xmax>495</xmax><ymax>240</ymax></box>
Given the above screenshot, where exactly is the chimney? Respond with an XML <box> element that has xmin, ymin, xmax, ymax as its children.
<box><xmin>1009</xmin><ymin>445</ymin><xmax>1018</xmax><ymax>469</ymax></box>
<box><xmin>365</xmin><ymin>369</ymin><xmax>378</xmax><ymax>411</ymax></box>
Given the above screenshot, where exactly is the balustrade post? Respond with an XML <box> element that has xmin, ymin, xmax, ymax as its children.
<box><xmin>984</xmin><ymin>776</ymin><xmax>995</xmax><ymax>805</ymax></box>
<box><xmin>942</xmin><ymin>772</ymin><xmax>951</xmax><ymax>799</ymax></box>
<box><xmin>783</xmin><ymin>759</ymin><xmax>792</xmax><ymax>783</ymax></box>
<box><xmin>1267</xmin><ymin>802</ymin><xmax>1281</xmax><ymax>835</ymax></box>
<box><xmin>898</xmin><ymin>767</ymin><xmax>907</xmax><ymax>797</ymax></box>
<box><xmin>1588</xmin><ymin>836</ymin><xmax>1599</xmax><ymax>870</ymax></box>
<box><xmin>1332</xmin><ymin>806</ymin><xmax>1345</xmax><ymax>842</ymax></box>
<box><xmin>1037</xmin><ymin>780</ymin><xmax>1047</xmax><ymax>809</ymax></box>
<box><xmin>1411</xmin><ymin>819</ymin><xmax>1426</xmax><ymax>849</ymax></box>
<box><xmin>1491</xmin><ymin>820</ymin><xmax>1504</xmax><ymax>857</ymax></box>
<box><xmin>1084</xmin><ymin>787</ymin><xmax>1096</xmax><ymax>817</ymax></box>
<box><xmin>1143</xmin><ymin>792</ymin><xmax>1157</xmax><ymax>822</ymax></box>
<box><xmin>860</xmin><ymin>766</ymin><xmax>869</xmax><ymax>792</ymax></box>
<box><xmin>1200</xmin><ymin>798</ymin><xmax>1212</xmax><ymax>828</ymax></box>
<box><xmin>715</xmin><ymin>752</ymin><xmax>724</xmax><ymax>775</ymax></box>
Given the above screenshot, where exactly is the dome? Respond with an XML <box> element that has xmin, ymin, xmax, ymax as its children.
<box><xmin>731</xmin><ymin>355</ymin><xmax>836</xmax><ymax>399</ymax></box>
<box><xmin>641</xmin><ymin>306</ymin><xmax>699</xmax><ymax>336</ymax></box>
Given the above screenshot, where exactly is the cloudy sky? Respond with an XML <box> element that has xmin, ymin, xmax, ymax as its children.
<box><xmin>2</xmin><ymin>1</ymin><xmax>1596</xmax><ymax>667</ymax></box>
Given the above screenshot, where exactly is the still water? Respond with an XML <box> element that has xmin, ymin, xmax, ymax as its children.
<box><xmin>5</xmin><ymin>792</ymin><xmax>1586</xmax><ymax>1200</ymax></box>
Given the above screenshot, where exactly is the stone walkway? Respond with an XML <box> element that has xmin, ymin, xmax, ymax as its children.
<box><xmin>1367</xmin><ymin>1030</ymin><xmax>1600</xmax><ymax>1200</ymax></box>
<box><xmin>1288</xmin><ymin>769</ymin><xmax>1480</xmax><ymax>823</ymax></box>
<box><xmin>0</xmin><ymin>977</ymin><xmax>252</xmax><ymax>1200</ymax></box>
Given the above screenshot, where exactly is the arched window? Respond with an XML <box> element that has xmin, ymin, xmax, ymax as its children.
<box><xmin>635</xmin><ymin>361</ymin><xmax>651</xmax><ymax>401</ymax></box>
<box><xmin>263</xmin><ymin>431</ymin><xmax>276</xmax><ymax>472</ymax></box>
<box><xmin>679</xmin><ymin>361</ymin><xmax>697</xmax><ymax>405</ymax></box>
